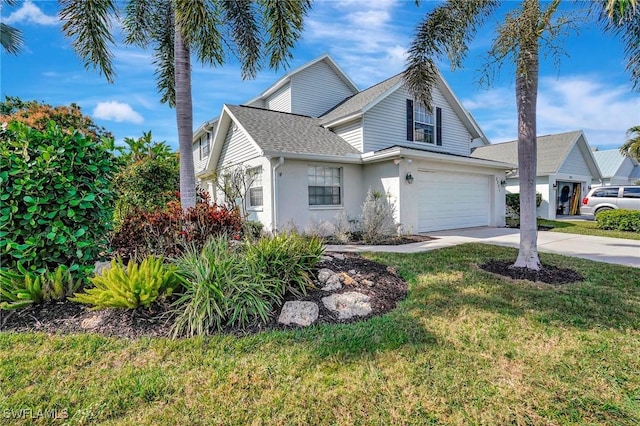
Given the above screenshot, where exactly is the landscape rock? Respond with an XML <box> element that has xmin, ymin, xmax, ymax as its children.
<box><xmin>338</xmin><ymin>272</ymin><xmax>356</xmax><ymax>286</ymax></box>
<box><xmin>321</xmin><ymin>292</ymin><xmax>372</xmax><ymax>320</ymax></box>
<box><xmin>277</xmin><ymin>301</ymin><xmax>319</xmax><ymax>327</ymax></box>
<box><xmin>321</xmin><ymin>275</ymin><xmax>342</xmax><ymax>291</ymax></box>
<box><xmin>317</xmin><ymin>268</ymin><xmax>335</xmax><ymax>284</ymax></box>
<box><xmin>362</xmin><ymin>279</ymin><xmax>374</xmax><ymax>288</ymax></box>
<box><xmin>331</xmin><ymin>253</ymin><xmax>346</xmax><ymax>260</ymax></box>
<box><xmin>94</xmin><ymin>261</ymin><xmax>111</xmax><ymax>276</ymax></box>
<box><xmin>80</xmin><ymin>314</ymin><xmax>103</xmax><ymax>330</ymax></box>
<box><xmin>320</xmin><ymin>256</ymin><xmax>333</xmax><ymax>262</ymax></box>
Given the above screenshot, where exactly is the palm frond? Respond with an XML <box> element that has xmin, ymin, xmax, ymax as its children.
<box><xmin>0</xmin><ymin>22</ymin><xmax>24</xmax><ymax>55</ymax></box>
<box><xmin>59</xmin><ymin>0</ymin><xmax>118</xmax><ymax>83</ymax></box>
<box><xmin>260</xmin><ymin>0</ymin><xmax>311</xmax><ymax>73</ymax></box>
<box><xmin>123</xmin><ymin>0</ymin><xmax>155</xmax><ymax>46</ymax></box>
<box><xmin>405</xmin><ymin>0</ymin><xmax>498</xmax><ymax>109</ymax></box>
<box><xmin>223</xmin><ymin>0</ymin><xmax>261</xmax><ymax>80</ymax></box>
<box><xmin>151</xmin><ymin>1</ymin><xmax>175</xmax><ymax>107</ymax></box>
<box><xmin>175</xmin><ymin>0</ymin><xmax>224</xmax><ymax>67</ymax></box>
<box><xmin>620</xmin><ymin>125</ymin><xmax>640</xmax><ymax>160</ymax></box>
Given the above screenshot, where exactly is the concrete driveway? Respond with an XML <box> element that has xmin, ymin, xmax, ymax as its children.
<box><xmin>325</xmin><ymin>227</ymin><xmax>640</xmax><ymax>268</ymax></box>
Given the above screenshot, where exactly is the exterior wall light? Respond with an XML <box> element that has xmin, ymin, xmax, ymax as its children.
<box><xmin>406</xmin><ymin>172</ymin><xmax>414</xmax><ymax>184</ymax></box>
<box><xmin>500</xmin><ymin>179</ymin><xmax>507</xmax><ymax>187</ymax></box>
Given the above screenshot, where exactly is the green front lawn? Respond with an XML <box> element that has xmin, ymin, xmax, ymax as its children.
<box><xmin>1</xmin><ymin>244</ymin><xmax>639</xmax><ymax>425</ymax></box>
<box><xmin>538</xmin><ymin>219</ymin><xmax>640</xmax><ymax>240</ymax></box>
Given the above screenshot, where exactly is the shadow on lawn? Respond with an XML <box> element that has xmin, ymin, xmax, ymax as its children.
<box><xmin>368</xmin><ymin>244</ymin><xmax>640</xmax><ymax>332</ymax></box>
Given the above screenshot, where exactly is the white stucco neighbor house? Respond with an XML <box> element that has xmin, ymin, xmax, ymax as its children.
<box><xmin>192</xmin><ymin>54</ymin><xmax>514</xmax><ymax>233</ymax></box>
<box><xmin>591</xmin><ymin>149</ymin><xmax>640</xmax><ymax>187</ymax></box>
<box><xmin>471</xmin><ymin>130</ymin><xmax>602</xmax><ymax>220</ymax></box>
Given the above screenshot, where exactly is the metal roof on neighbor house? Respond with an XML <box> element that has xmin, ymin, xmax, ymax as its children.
<box><xmin>227</xmin><ymin>105</ymin><xmax>361</xmax><ymax>157</ymax></box>
<box><xmin>318</xmin><ymin>73</ymin><xmax>404</xmax><ymax>125</ymax></box>
<box><xmin>470</xmin><ymin>130</ymin><xmax>585</xmax><ymax>175</ymax></box>
<box><xmin>592</xmin><ymin>149</ymin><xmax>630</xmax><ymax>178</ymax></box>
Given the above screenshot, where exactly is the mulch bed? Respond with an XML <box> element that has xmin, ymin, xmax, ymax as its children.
<box><xmin>326</xmin><ymin>234</ymin><xmax>436</xmax><ymax>245</ymax></box>
<box><xmin>0</xmin><ymin>253</ymin><xmax>409</xmax><ymax>339</ymax></box>
<box><xmin>479</xmin><ymin>260</ymin><xmax>584</xmax><ymax>285</ymax></box>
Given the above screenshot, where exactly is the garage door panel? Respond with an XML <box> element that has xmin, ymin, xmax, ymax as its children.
<box><xmin>417</xmin><ymin>171</ymin><xmax>490</xmax><ymax>232</ymax></box>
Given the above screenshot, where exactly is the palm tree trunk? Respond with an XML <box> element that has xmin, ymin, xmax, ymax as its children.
<box><xmin>513</xmin><ymin>36</ymin><xmax>541</xmax><ymax>270</ymax></box>
<box><xmin>174</xmin><ymin>23</ymin><xmax>197</xmax><ymax>210</ymax></box>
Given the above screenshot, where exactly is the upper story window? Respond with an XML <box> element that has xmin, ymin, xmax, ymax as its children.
<box><xmin>248</xmin><ymin>167</ymin><xmax>263</xmax><ymax>207</ymax></box>
<box><xmin>414</xmin><ymin>103</ymin><xmax>435</xmax><ymax>144</ymax></box>
<box><xmin>200</xmin><ymin>134</ymin><xmax>210</xmax><ymax>160</ymax></box>
<box><xmin>406</xmin><ymin>100</ymin><xmax>442</xmax><ymax>146</ymax></box>
<box><xmin>308</xmin><ymin>166</ymin><xmax>341</xmax><ymax>206</ymax></box>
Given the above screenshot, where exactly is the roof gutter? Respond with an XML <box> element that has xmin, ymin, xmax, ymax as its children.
<box><xmin>261</xmin><ymin>151</ymin><xmax>363</xmax><ymax>164</ymax></box>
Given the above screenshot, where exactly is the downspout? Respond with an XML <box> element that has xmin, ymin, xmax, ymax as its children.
<box><xmin>272</xmin><ymin>157</ymin><xmax>284</xmax><ymax>233</ymax></box>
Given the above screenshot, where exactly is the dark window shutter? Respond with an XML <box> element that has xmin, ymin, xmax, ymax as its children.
<box><xmin>406</xmin><ymin>99</ymin><xmax>414</xmax><ymax>141</ymax></box>
<box><xmin>436</xmin><ymin>107</ymin><xmax>442</xmax><ymax>146</ymax></box>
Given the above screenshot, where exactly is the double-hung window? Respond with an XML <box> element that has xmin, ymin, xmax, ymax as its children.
<box><xmin>248</xmin><ymin>167</ymin><xmax>263</xmax><ymax>208</ymax></box>
<box><xmin>200</xmin><ymin>134</ymin><xmax>210</xmax><ymax>159</ymax></box>
<box><xmin>308</xmin><ymin>166</ymin><xmax>341</xmax><ymax>206</ymax></box>
<box><xmin>414</xmin><ymin>103</ymin><xmax>435</xmax><ymax>144</ymax></box>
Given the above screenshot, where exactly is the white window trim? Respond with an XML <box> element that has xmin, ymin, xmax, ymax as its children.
<box><xmin>414</xmin><ymin>103</ymin><xmax>435</xmax><ymax>145</ymax></box>
<box><xmin>247</xmin><ymin>166</ymin><xmax>263</xmax><ymax>210</ymax></box>
<box><xmin>307</xmin><ymin>165</ymin><xmax>343</xmax><ymax>207</ymax></box>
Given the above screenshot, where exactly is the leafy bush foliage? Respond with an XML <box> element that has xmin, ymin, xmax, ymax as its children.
<box><xmin>596</xmin><ymin>209</ymin><xmax>640</xmax><ymax>232</ymax></box>
<box><xmin>1</xmin><ymin>265</ymin><xmax>83</xmax><ymax>310</ymax></box>
<box><xmin>171</xmin><ymin>238</ymin><xmax>278</xmax><ymax>337</ymax></box>
<box><xmin>109</xmin><ymin>201</ymin><xmax>243</xmax><ymax>260</ymax></box>
<box><xmin>361</xmin><ymin>187</ymin><xmax>399</xmax><ymax>244</ymax></box>
<box><xmin>242</xmin><ymin>220</ymin><xmax>264</xmax><ymax>240</ymax></box>
<box><xmin>245</xmin><ymin>232</ymin><xmax>323</xmax><ymax>298</ymax></box>
<box><xmin>506</xmin><ymin>192</ymin><xmax>543</xmax><ymax>216</ymax></box>
<box><xmin>71</xmin><ymin>256</ymin><xmax>180</xmax><ymax>309</ymax></box>
<box><xmin>0</xmin><ymin>121</ymin><xmax>115</xmax><ymax>278</ymax></box>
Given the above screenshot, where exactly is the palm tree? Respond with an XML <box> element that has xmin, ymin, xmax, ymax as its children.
<box><xmin>405</xmin><ymin>0</ymin><xmax>639</xmax><ymax>270</ymax></box>
<box><xmin>620</xmin><ymin>125</ymin><xmax>640</xmax><ymax>161</ymax></box>
<box><xmin>1</xmin><ymin>0</ymin><xmax>24</xmax><ymax>54</ymax></box>
<box><xmin>59</xmin><ymin>0</ymin><xmax>310</xmax><ymax>209</ymax></box>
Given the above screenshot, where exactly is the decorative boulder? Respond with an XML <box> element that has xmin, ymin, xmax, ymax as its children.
<box><xmin>277</xmin><ymin>301</ymin><xmax>319</xmax><ymax>327</ymax></box>
<box><xmin>321</xmin><ymin>275</ymin><xmax>342</xmax><ymax>291</ymax></box>
<box><xmin>321</xmin><ymin>292</ymin><xmax>372</xmax><ymax>320</ymax></box>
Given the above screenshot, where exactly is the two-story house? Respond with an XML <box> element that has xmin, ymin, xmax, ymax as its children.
<box><xmin>193</xmin><ymin>54</ymin><xmax>513</xmax><ymax>233</ymax></box>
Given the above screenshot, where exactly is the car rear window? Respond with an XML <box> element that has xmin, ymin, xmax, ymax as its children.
<box><xmin>592</xmin><ymin>187</ymin><xmax>619</xmax><ymax>197</ymax></box>
<box><xmin>622</xmin><ymin>187</ymin><xmax>640</xmax><ymax>198</ymax></box>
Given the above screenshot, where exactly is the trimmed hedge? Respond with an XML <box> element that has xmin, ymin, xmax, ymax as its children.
<box><xmin>506</xmin><ymin>192</ymin><xmax>543</xmax><ymax>215</ymax></box>
<box><xmin>595</xmin><ymin>209</ymin><xmax>640</xmax><ymax>233</ymax></box>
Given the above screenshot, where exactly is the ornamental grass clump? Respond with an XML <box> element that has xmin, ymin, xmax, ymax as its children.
<box><xmin>0</xmin><ymin>265</ymin><xmax>83</xmax><ymax>310</ymax></box>
<box><xmin>171</xmin><ymin>237</ymin><xmax>279</xmax><ymax>337</ymax></box>
<box><xmin>70</xmin><ymin>256</ymin><xmax>179</xmax><ymax>309</ymax></box>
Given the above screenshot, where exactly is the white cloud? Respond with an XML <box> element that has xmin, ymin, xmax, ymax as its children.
<box><xmin>93</xmin><ymin>101</ymin><xmax>144</xmax><ymax>124</ymax></box>
<box><xmin>4</xmin><ymin>1</ymin><xmax>58</xmax><ymax>26</ymax></box>
<box><xmin>463</xmin><ymin>74</ymin><xmax>639</xmax><ymax>148</ymax></box>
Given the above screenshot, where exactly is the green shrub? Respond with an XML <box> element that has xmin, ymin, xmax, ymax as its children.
<box><xmin>596</xmin><ymin>209</ymin><xmax>640</xmax><ymax>232</ymax></box>
<box><xmin>0</xmin><ymin>265</ymin><xmax>83</xmax><ymax>310</ymax></box>
<box><xmin>242</xmin><ymin>220</ymin><xmax>265</xmax><ymax>240</ymax></box>
<box><xmin>171</xmin><ymin>238</ymin><xmax>278</xmax><ymax>337</ymax></box>
<box><xmin>506</xmin><ymin>192</ymin><xmax>543</xmax><ymax>216</ymax></box>
<box><xmin>70</xmin><ymin>256</ymin><xmax>180</xmax><ymax>309</ymax></box>
<box><xmin>245</xmin><ymin>233</ymin><xmax>324</xmax><ymax>298</ymax></box>
<box><xmin>0</xmin><ymin>121</ymin><xmax>115</xmax><ymax>278</ymax></box>
<box><xmin>112</xmin><ymin>154</ymin><xmax>179</xmax><ymax>227</ymax></box>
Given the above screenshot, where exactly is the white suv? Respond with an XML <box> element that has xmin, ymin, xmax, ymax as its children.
<box><xmin>580</xmin><ymin>185</ymin><xmax>640</xmax><ymax>217</ymax></box>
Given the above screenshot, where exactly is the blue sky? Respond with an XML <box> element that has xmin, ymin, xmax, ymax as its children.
<box><xmin>2</xmin><ymin>0</ymin><xmax>638</xmax><ymax>151</ymax></box>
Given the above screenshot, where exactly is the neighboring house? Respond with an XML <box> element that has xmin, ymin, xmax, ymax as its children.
<box><xmin>591</xmin><ymin>149</ymin><xmax>640</xmax><ymax>187</ymax></box>
<box><xmin>471</xmin><ymin>130</ymin><xmax>602</xmax><ymax>219</ymax></box>
<box><xmin>193</xmin><ymin>54</ymin><xmax>514</xmax><ymax>233</ymax></box>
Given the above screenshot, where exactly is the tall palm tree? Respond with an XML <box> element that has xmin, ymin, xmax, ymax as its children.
<box><xmin>1</xmin><ymin>0</ymin><xmax>24</xmax><ymax>54</ymax></box>
<box><xmin>620</xmin><ymin>125</ymin><xmax>640</xmax><ymax>161</ymax></box>
<box><xmin>59</xmin><ymin>0</ymin><xmax>310</xmax><ymax>209</ymax></box>
<box><xmin>405</xmin><ymin>0</ymin><xmax>639</xmax><ymax>270</ymax></box>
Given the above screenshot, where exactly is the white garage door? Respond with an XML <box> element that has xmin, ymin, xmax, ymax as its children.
<box><xmin>417</xmin><ymin>171</ymin><xmax>491</xmax><ymax>232</ymax></box>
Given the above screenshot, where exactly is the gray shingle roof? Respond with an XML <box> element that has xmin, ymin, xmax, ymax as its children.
<box><xmin>227</xmin><ymin>105</ymin><xmax>361</xmax><ymax>157</ymax></box>
<box><xmin>319</xmin><ymin>73</ymin><xmax>404</xmax><ymax>124</ymax></box>
<box><xmin>470</xmin><ymin>130</ymin><xmax>583</xmax><ymax>175</ymax></box>
<box><xmin>592</xmin><ymin>149</ymin><xmax>627</xmax><ymax>178</ymax></box>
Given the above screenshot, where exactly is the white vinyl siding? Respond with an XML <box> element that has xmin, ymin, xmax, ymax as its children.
<box><xmin>265</xmin><ymin>83</ymin><xmax>292</xmax><ymax>113</ymax></box>
<box><xmin>290</xmin><ymin>60</ymin><xmax>356</xmax><ymax>117</ymax></box>
<box><xmin>363</xmin><ymin>86</ymin><xmax>471</xmax><ymax>156</ymax></box>
<box><xmin>216</xmin><ymin>124</ymin><xmax>260</xmax><ymax>169</ymax></box>
<box><xmin>332</xmin><ymin>119</ymin><xmax>363</xmax><ymax>152</ymax></box>
<box><xmin>559</xmin><ymin>144</ymin><xmax>591</xmax><ymax>176</ymax></box>
<box><xmin>192</xmin><ymin>135</ymin><xmax>209</xmax><ymax>173</ymax></box>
